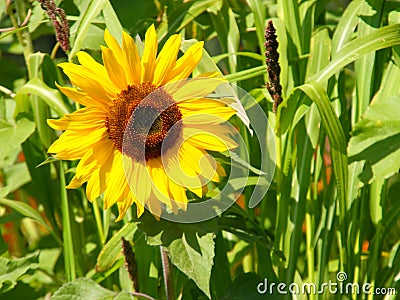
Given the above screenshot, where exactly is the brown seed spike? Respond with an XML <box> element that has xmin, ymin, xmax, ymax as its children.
<box><xmin>264</xmin><ymin>20</ymin><xmax>283</xmax><ymax>113</ymax></box>
<box><xmin>122</xmin><ymin>237</ymin><xmax>139</xmax><ymax>291</ymax></box>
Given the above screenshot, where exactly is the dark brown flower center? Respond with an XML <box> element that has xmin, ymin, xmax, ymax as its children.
<box><xmin>105</xmin><ymin>83</ymin><xmax>182</xmax><ymax>161</ymax></box>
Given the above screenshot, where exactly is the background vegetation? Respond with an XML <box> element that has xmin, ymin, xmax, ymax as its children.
<box><xmin>0</xmin><ymin>0</ymin><xmax>400</xmax><ymax>299</ymax></box>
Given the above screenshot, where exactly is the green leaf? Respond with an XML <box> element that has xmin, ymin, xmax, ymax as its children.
<box><xmin>0</xmin><ymin>118</ymin><xmax>35</xmax><ymax>168</ymax></box>
<box><xmin>246</xmin><ymin>0</ymin><xmax>267</xmax><ymax>59</ymax></box>
<box><xmin>138</xmin><ymin>213</ymin><xmax>217</xmax><ymax>298</ymax></box>
<box><xmin>18</xmin><ymin>78</ymin><xmax>70</xmax><ymax>117</ymax></box>
<box><xmin>96</xmin><ymin>222</ymin><xmax>138</xmax><ymax>272</ymax></box>
<box><xmin>0</xmin><ymin>187</ymin><xmax>10</xmax><ymax>199</ymax></box>
<box><xmin>157</xmin><ymin>0</ymin><xmax>218</xmax><ymax>43</ymax></box>
<box><xmin>2</xmin><ymin>162</ymin><xmax>31</xmax><ymax>193</ymax></box>
<box><xmin>348</xmin><ymin>95</ymin><xmax>400</xmax><ymax>183</ymax></box>
<box><xmin>298</xmin><ymin>81</ymin><xmax>348</xmax><ymax>220</ymax></box>
<box><xmin>331</xmin><ymin>0</ymin><xmax>363</xmax><ymax>55</ymax></box>
<box><xmin>51</xmin><ymin>278</ymin><xmax>126</xmax><ymax>300</ymax></box>
<box><xmin>311</xmin><ymin>23</ymin><xmax>400</xmax><ymax>83</ymax></box>
<box><xmin>69</xmin><ymin>0</ymin><xmax>108</xmax><ymax>58</ymax></box>
<box><xmin>168</xmin><ymin>232</ymin><xmax>215</xmax><ymax>298</ymax></box>
<box><xmin>209</xmin><ymin>4</ymin><xmax>240</xmax><ymax>73</ymax></box>
<box><xmin>225</xmin><ymin>66</ymin><xmax>266</xmax><ymax>83</ymax></box>
<box><xmin>212</xmin><ymin>52</ymin><xmax>264</xmax><ymax>64</ymax></box>
<box><xmin>0</xmin><ymin>198</ymin><xmax>52</xmax><ymax>233</ymax></box>
<box><xmin>0</xmin><ymin>253</ymin><xmax>39</xmax><ymax>293</ymax></box>
<box><xmin>102</xmin><ymin>1</ymin><xmax>123</xmax><ymax>43</ymax></box>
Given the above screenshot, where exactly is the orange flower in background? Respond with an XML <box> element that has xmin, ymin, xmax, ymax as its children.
<box><xmin>48</xmin><ymin>25</ymin><xmax>237</xmax><ymax>220</ymax></box>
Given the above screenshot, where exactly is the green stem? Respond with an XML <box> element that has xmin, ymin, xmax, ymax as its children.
<box><xmin>305</xmin><ymin>191</ymin><xmax>315</xmax><ymax>300</ymax></box>
<box><xmin>60</xmin><ymin>162</ymin><xmax>76</xmax><ymax>281</ymax></box>
<box><xmin>0</xmin><ymin>84</ymin><xmax>15</xmax><ymax>97</ymax></box>
<box><xmin>160</xmin><ymin>246</ymin><xmax>174</xmax><ymax>300</ymax></box>
<box><xmin>8</xmin><ymin>0</ymin><xmax>33</xmax><ymax>70</ymax></box>
<box><xmin>93</xmin><ymin>198</ymin><xmax>105</xmax><ymax>244</ymax></box>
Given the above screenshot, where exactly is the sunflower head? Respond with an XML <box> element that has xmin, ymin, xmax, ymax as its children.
<box><xmin>48</xmin><ymin>25</ymin><xmax>237</xmax><ymax>221</ymax></box>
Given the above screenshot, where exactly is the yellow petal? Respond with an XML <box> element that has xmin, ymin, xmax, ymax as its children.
<box><xmin>164</xmin><ymin>149</ymin><xmax>203</xmax><ymax>198</ymax></box>
<box><xmin>166</xmin><ymin>41</ymin><xmax>204</xmax><ymax>82</ymax></box>
<box><xmin>56</xmin><ymin>84</ymin><xmax>110</xmax><ymax>109</ymax></box>
<box><xmin>179</xmin><ymin>98</ymin><xmax>236</xmax><ymax>123</ymax></box>
<box><xmin>116</xmin><ymin>193</ymin><xmax>136</xmax><ymax>221</ymax></box>
<box><xmin>76</xmin><ymin>51</ymin><xmax>111</xmax><ymax>84</ymax></box>
<box><xmin>180</xmin><ymin>142</ymin><xmax>219</xmax><ymax>182</ymax></box>
<box><xmin>59</xmin><ymin>62</ymin><xmax>119</xmax><ymax>101</ymax></box>
<box><xmin>122</xmin><ymin>31</ymin><xmax>141</xmax><ymax>85</ymax></box>
<box><xmin>153</xmin><ymin>34</ymin><xmax>181</xmax><ymax>86</ymax></box>
<box><xmin>124</xmin><ymin>158</ymin><xmax>151</xmax><ymax>207</ymax></box>
<box><xmin>167</xmin><ymin>179</ymin><xmax>187</xmax><ymax>210</ymax></box>
<box><xmin>85</xmin><ymin>148</ymin><xmax>115</xmax><ymax>201</ymax></box>
<box><xmin>103</xmin><ymin>152</ymin><xmax>129</xmax><ymax>209</ymax></box>
<box><xmin>47</xmin><ymin>117</ymin><xmax>69</xmax><ymax>130</ymax></box>
<box><xmin>66</xmin><ymin>138</ymin><xmax>114</xmax><ymax>189</ymax></box>
<box><xmin>104</xmin><ymin>29</ymin><xmax>123</xmax><ymax>63</ymax></box>
<box><xmin>146</xmin><ymin>191</ymin><xmax>162</xmax><ymax>217</ymax></box>
<box><xmin>101</xmin><ymin>46</ymin><xmax>128</xmax><ymax>90</ymax></box>
<box><xmin>48</xmin><ymin>127</ymin><xmax>108</xmax><ymax>159</ymax></box>
<box><xmin>141</xmin><ymin>24</ymin><xmax>158</xmax><ymax>83</ymax></box>
<box><xmin>147</xmin><ymin>159</ymin><xmax>172</xmax><ymax>207</ymax></box>
<box><xmin>170</xmin><ymin>77</ymin><xmax>226</xmax><ymax>102</ymax></box>
<box><xmin>183</xmin><ymin>125</ymin><xmax>237</xmax><ymax>152</ymax></box>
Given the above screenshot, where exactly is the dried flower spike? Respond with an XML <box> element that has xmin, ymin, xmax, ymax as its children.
<box><xmin>122</xmin><ymin>237</ymin><xmax>139</xmax><ymax>291</ymax></box>
<box><xmin>38</xmin><ymin>0</ymin><xmax>70</xmax><ymax>52</ymax></box>
<box><xmin>264</xmin><ymin>20</ymin><xmax>283</xmax><ymax>113</ymax></box>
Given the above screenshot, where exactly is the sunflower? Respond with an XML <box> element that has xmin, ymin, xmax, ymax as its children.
<box><xmin>48</xmin><ymin>25</ymin><xmax>237</xmax><ymax>220</ymax></box>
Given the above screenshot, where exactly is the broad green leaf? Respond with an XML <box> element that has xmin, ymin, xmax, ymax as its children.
<box><xmin>157</xmin><ymin>0</ymin><xmax>218</xmax><ymax>43</ymax></box>
<box><xmin>212</xmin><ymin>52</ymin><xmax>264</xmax><ymax>64</ymax></box>
<box><xmin>102</xmin><ymin>1</ymin><xmax>123</xmax><ymax>43</ymax></box>
<box><xmin>331</xmin><ymin>0</ymin><xmax>363</xmax><ymax>55</ymax></box>
<box><xmin>279</xmin><ymin>24</ymin><xmax>400</xmax><ymax>135</ymax></box>
<box><xmin>2</xmin><ymin>162</ymin><xmax>31</xmax><ymax>193</ymax></box>
<box><xmin>96</xmin><ymin>222</ymin><xmax>138</xmax><ymax>272</ymax></box>
<box><xmin>0</xmin><ymin>118</ymin><xmax>35</xmax><ymax>167</ymax></box>
<box><xmin>69</xmin><ymin>0</ymin><xmax>108</xmax><ymax>58</ymax></box>
<box><xmin>246</xmin><ymin>0</ymin><xmax>267</xmax><ymax>58</ymax></box>
<box><xmin>18</xmin><ymin>78</ymin><xmax>70</xmax><ymax>117</ymax></box>
<box><xmin>50</xmin><ymin>278</ymin><xmax>127</xmax><ymax>300</ymax></box>
<box><xmin>0</xmin><ymin>198</ymin><xmax>52</xmax><ymax>233</ymax></box>
<box><xmin>311</xmin><ymin>23</ymin><xmax>400</xmax><ymax>83</ymax></box>
<box><xmin>0</xmin><ymin>253</ymin><xmax>39</xmax><ymax>293</ymax></box>
<box><xmin>209</xmin><ymin>4</ymin><xmax>240</xmax><ymax>73</ymax></box>
<box><xmin>298</xmin><ymin>82</ymin><xmax>348</xmax><ymax>217</ymax></box>
<box><xmin>348</xmin><ymin>95</ymin><xmax>400</xmax><ymax>183</ymax></box>
<box><xmin>25</xmin><ymin>53</ymin><xmax>57</xmax><ymax>149</ymax></box>
<box><xmin>218</xmin><ymin>151</ymin><xmax>265</xmax><ymax>176</ymax></box>
<box><xmin>138</xmin><ymin>214</ymin><xmax>217</xmax><ymax>298</ymax></box>
<box><xmin>353</xmin><ymin>0</ymin><xmax>384</xmax><ymax>124</ymax></box>
<box><xmin>0</xmin><ymin>187</ymin><xmax>10</xmax><ymax>199</ymax></box>
<box><xmin>168</xmin><ymin>230</ymin><xmax>215</xmax><ymax>298</ymax></box>
<box><xmin>225</xmin><ymin>65</ymin><xmax>266</xmax><ymax>82</ymax></box>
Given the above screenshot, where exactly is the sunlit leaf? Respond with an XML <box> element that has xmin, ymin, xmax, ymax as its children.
<box><xmin>96</xmin><ymin>222</ymin><xmax>138</xmax><ymax>272</ymax></box>
<box><xmin>51</xmin><ymin>278</ymin><xmax>130</xmax><ymax>300</ymax></box>
<box><xmin>0</xmin><ymin>253</ymin><xmax>39</xmax><ymax>293</ymax></box>
<box><xmin>18</xmin><ymin>78</ymin><xmax>70</xmax><ymax>117</ymax></box>
<box><xmin>349</xmin><ymin>95</ymin><xmax>400</xmax><ymax>183</ymax></box>
<box><xmin>138</xmin><ymin>213</ymin><xmax>217</xmax><ymax>298</ymax></box>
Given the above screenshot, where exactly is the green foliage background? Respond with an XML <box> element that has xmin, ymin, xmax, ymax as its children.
<box><xmin>0</xmin><ymin>0</ymin><xmax>400</xmax><ymax>299</ymax></box>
